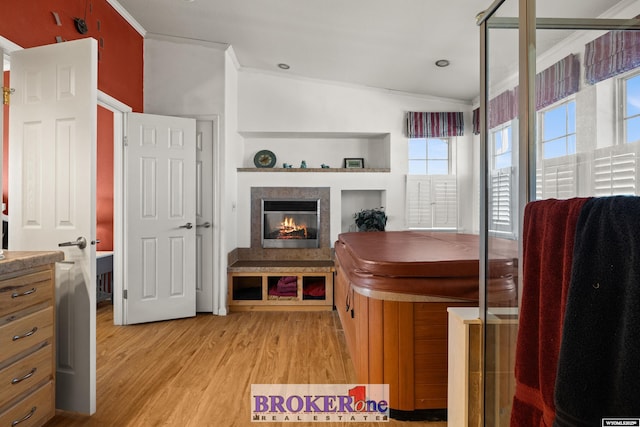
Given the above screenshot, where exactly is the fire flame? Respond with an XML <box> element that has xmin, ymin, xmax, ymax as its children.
<box><xmin>279</xmin><ymin>217</ymin><xmax>308</xmax><ymax>239</ymax></box>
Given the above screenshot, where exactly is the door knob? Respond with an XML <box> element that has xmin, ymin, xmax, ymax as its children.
<box><xmin>179</xmin><ymin>222</ymin><xmax>193</xmax><ymax>229</ymax></box>
<box><xmin>58</xmin><ymin>236</ymin><xmax>87</xmax><ymax>249</ymax></box>
<box><xmin>196</xmin><ymin>222</ymin><xmax>211</xmax><ymax>228</ymax></box>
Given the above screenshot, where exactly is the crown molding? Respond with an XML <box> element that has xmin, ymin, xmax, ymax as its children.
<box><xmin>106</xmin><ymin>0</ymin><xmax>146</xmax><ymax>37</ymax></box>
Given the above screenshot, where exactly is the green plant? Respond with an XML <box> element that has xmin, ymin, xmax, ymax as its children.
<box><xmin>353</xmin><ymin>207</ymin><xmax>387</xmax><ymax>232</ymax></box>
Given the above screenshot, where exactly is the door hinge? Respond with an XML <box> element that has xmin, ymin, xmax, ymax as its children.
<box><xmin>123</xmin><ymin>136</ymin><xmax>128</xmax><ymax>147</ymax></box>
<box><xmin>123</xmin><ymin>289</ymin><xmax>128</xmax><ymax>299</ymax></box>
<box><xmin>2</xmin><ymin>87</ymin><xmax>14</xmax><ymax>105</ymax></box>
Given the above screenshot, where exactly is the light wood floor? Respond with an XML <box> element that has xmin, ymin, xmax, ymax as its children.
<box><xmin>44</xmin><ymin>304</ymin><xmax>446</xmax><ymax>427</ymax></box>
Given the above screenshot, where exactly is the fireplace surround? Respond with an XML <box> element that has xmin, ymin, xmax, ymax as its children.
<box><xmin>247</xmin><ymin>187</ymin><xmax>331</xmax><ymax>260</ymax></box>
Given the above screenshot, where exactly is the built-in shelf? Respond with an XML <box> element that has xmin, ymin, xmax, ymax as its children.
<box><xmin>241</xmin><ymin>132</ymin><xmax>391</xmax><ymax>170</ymax></box>
<box><xmin>237</xmin><ymin>167</ymin><xmax>390</xmax><ymax>173</ymax></box>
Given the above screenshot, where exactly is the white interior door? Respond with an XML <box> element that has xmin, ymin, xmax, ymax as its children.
<box><xmin>125</xmin><ymin>112</ymin><xmax>196</xmax><ymax>324</ymax></box>
<box><xmin>9</xmin><ymin>38</ymin><xmax>97</xmax><ymax>414</ymax></box>
<box><xmin>196</xmin><ymin>119</ymin><xmax>214</xmax><ymax>312</ymax></box>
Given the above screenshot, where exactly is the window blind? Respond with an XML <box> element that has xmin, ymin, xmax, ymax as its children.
<box><xmin>593</xmin><ymin>147</ymin><xmax>637</xmax><ymax>196</ymax></box>
<box><xmin>405</xmin><ymin>175</ymin><xmax>457</xmax><ymax>229</ymax></box>
<box><xmin>489</xmin><ymin>167</ymin><xmax>514</xmax><ymax>233</ymax></box>
<box><xmin>535</xmin><ymin>155</ymin><xmax>579</xmax><ymax>200</ymax></box>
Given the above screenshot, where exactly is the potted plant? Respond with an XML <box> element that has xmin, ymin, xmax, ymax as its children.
<box><xmin>353</xmin><ymin>207</ymin><xmax>387</xmax><ymax>232</ymax></box>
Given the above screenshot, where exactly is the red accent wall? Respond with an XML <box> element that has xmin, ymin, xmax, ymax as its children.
<box><xmin>0</xmin><ymin>0</ymin><xmax>143</xmax><ymax>111</ymax></box>
<box><xmin>1</xmin><ymin>0</ymin><xmax>144</xmax><ymax>249</ymax></box>
<box><xmin>97</xmin><ymin>106</ymin><xmax>114</xmax><ymax>251</ymax></box>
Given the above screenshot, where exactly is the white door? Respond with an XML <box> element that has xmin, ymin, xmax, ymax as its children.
<box><xmin>196</xmin><ymin>119</ymin><xmax>214</xmax><ymax>312</ymax></box>
<box><xmin>124</xmin><ymin>112</ymin><xmax>196</xmax><ymax>324</ymax></box>
<box><xmin>9</xmin><ymin>39</ymin><xmax>97</xmax><ymax>414</ymax></box>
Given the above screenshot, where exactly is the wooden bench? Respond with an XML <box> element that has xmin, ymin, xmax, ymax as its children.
<box><xmin>227</xmin><ymin>260</ymin><xmax>334</xmax><ymax>311</ymax></box>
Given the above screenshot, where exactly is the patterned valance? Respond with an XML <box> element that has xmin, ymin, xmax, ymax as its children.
<box><xmin>406</xmin><ymin>111</ymin><xmax>464</xmax><ymax>138</ymax></box>
<box><xmin>585</xmin><ymin>29</ymin><xmax>640</xmax><ymax>84</ymax></box>
<box><xmin>472</xmin><ymin>108</ymin><xmax>480</xmax><ymax>135</ymax></box>
<box><xmin>536</xmin><ymin>54</ymin><xmax>580</xmax><ymax>110</ymax></box>
<box><xmin>489</xmin><ymin>89</ymin><xmax>517</xmax><ymax>129</ymax></box>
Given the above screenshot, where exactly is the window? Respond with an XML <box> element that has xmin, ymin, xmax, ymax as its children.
<box><xmin>535</xmin><ymin>100</ymin><xmax>578</xmax><ymax>200</ymax></box>
<box><xmin>489</xmin><ymin>122</ymin><xmax>516</xmax><ymax>236</ymax></box>
<box><xmin>408</xmin><ymin>138</ymin><xmax>450</xmax><ymax>175</ymax></box>
<box><xmin>491</xmin><ymin>124</ymin><xmax>513</xmax><ymax>169</ymax></box>
<box><xmin>538</xmin><ymin>100</ymin><xmax>576</xmax><ymax>159</ymax></box>
<box><xmin>623</xmin><ymin>72</ymin><xmax>640</xmax><ymax>144</ymax></box>
<box><xmin>406</xmin><ymin>137</ymin><xmax>456</xmax><ymax>230</ymax></box>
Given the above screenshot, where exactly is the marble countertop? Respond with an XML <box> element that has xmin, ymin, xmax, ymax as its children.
<box><xmin>0</xmin><ymin>251</ymin><xmax>65</xmax><ymax>276</ymax></box>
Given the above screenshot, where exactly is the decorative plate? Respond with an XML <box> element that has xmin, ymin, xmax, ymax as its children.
<box><xmin>254</xmin><ymin>150</ymin><xmax>277</xmax><ymax>168</ymax></box>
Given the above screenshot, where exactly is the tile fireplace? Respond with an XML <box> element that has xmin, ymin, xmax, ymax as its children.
<box><xmin>249</xmin><ymin>187</ymin><xmax>331</xmax><ymax>259</ymax></box>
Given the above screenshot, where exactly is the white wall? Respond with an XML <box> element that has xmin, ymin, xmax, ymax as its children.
<box><xmin>143</xmin><ymin>35</ymin><xmax>226</xmax><ymax>116</ymax></box>
<box><xmin>236</xmin><ymin>70</ymin><xmax>474</xmax><ymax>247</ymax></box>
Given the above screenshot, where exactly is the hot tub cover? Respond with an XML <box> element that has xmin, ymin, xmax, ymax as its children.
<box><xmin>335</xmin><ymin>231</ymin><xmax>517</xmax><ymax>303</ymax></box>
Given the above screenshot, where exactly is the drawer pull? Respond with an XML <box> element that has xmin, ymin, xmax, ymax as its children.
<box><xmin>11</xmin><ymin>406</ymin><xmax>37</xmax><ymax>426</ymax></box>
<box><xmin>11</xmin><ymin>367</ymin><xmax>37</xmax><ymax>384</ymax></box>
<box><xmin>12</xmin><ymin>327</ymin><xmax>38</xmax><ymax>341</ymax></box>
<box><xmin>11</xmin><ymin>288</ymin><xmax>36</xmax><ymax>298</ymax></box>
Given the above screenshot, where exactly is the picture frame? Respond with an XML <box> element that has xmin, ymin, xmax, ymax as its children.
<box><xmin>344</xmin><ymin>158</ymin><xmax>365</xmax><ymax>169</ymax></box>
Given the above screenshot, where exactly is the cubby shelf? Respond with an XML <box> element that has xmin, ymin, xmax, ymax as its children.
<box><xmin>227</xmin><ymin>261</ymin><xmax>334</xmax><ymax>311</ymax></box>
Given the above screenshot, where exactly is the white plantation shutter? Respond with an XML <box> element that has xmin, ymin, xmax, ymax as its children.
<box><xmin>594</xmin><ymin>148</ymin><xmax>637</xmax><ymax>196</ymax></box>
<box><xmin>535</xmin><ymin>155</ymin><xmax>578</xmax><ymax>199</ymax></box>
<box><xmin>406</xmin><ymin>175</ymin><xmax>457</xmax><ymax>229</ymax></box>
<box><xmin>489</xmin><ymin>167</ymin><xmax>514</xmax><ymax>233</ymax></box>
<box><xmin>432</xmin><ymin>176</ymin><xmax>458</xmax><ymax>228</ymax></box>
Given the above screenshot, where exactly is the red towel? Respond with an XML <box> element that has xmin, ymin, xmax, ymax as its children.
<box><xmin>510</xmin><ymin>197</ymin><xmax>590</xmax><ymax>427</ymax></box>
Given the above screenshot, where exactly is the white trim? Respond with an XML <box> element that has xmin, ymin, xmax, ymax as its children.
<box><xmin>226</xmin><ymin>45</ymin><xmax>241</xmax><ymax>71</ymax></box>
<box><xmin>98</xmin><ymin>91</ymin><xmax>132</xmax><ymax>113</ymax></box>
<box><xmin>105</xmin><ymin>0</ymin><xmax>146</xmax><ymax>37</ymax></box>
<box><xmin>145</xmin><ymin>32</ymin><xmax>228</xmax><ymax>51</ymax></box>
<box><xmin>0</xmin><ymin>35</ymin><xmax>23</xmax><ymax>53</ymax></box>
<box><xmin>97</xmin><ymin>91</ymin><xmax>132</xmax><ymax>326</ymax></box>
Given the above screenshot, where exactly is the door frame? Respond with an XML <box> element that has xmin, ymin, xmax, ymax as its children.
<box><xmin>186</xmin><ymin>114</ymin><xmax>225</xmax><ymax>315</ymax></box>
<box><xmin>98</xmin><ymin>93</ymin><xmax>130</xmax><ymax>325</ymax></box>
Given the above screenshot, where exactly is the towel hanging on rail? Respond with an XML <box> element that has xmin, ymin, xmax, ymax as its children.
<box><xmin>554</xmin><ymin>196</ymin><xmax>640</xmax><ymax>426</ymax></box>
<box><xmin>511</xmin><ymin>197</ymin><xmax>590</xmax><ymax>427</ymax></box>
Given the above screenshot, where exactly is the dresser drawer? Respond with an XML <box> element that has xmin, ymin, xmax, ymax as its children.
<box><xmin>0</xmin><ymin>344</ymin><xmax>53</xmax><ymax>408</ymax></box>
<box><xmin>0</xmin><ymin>381</ymin><xmax>54</xmax><ymax>427</ymax></box>
<box><xmin>0</xmin><ymin>270</ymin><xmax>53</xmax><ymax>317</ymax></box>
<box><xmin>0</xmin><ymin>308</ymin><xmax>53</xmax><ymax>362</ymax></box>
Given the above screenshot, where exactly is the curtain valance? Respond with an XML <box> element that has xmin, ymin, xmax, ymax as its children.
<box><xmin>406</xmin><ymin>111</ymin><xmax>464</xmax><ymax>138</ymax></box>
<box><xmin>585</xmin><ymin>29</ymin><xmax>640</xmax><ymax>84</ymax></box>
<box><xmin>472</xmin><ymin>108</ymin><xmax>480</xmax><ymax>135</ymax></box>
<box><xmin>489</xmin><ymin>90</ymin><xmax>517</xmax><ymax>129</ymax></box>
<box><xmin>536</xmin><ymin>54</ymin><xmax>580</xmax><ymax>110</ymax></box>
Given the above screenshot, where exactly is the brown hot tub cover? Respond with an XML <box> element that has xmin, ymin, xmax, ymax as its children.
<box><xmin>335</xmin><ymin>231</ymin><xmax>517</xmax><ymax>303</ymax></box>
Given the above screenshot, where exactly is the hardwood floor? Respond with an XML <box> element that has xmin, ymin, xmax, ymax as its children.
<box><xmin>45</xmin><ymin>304</ymin><xmax>446</xmax><ymax>427</ymax></box>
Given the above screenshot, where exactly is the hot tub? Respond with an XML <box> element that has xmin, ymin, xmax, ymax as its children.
<box><xmin>333</xmin><ymin>231</ymin><xmax>517</xmax><ymax>420</ymax></box>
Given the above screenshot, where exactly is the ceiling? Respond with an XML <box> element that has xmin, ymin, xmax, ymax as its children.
<box><xmin>116</xmin><ymin>0</ymin><xmax>627</xmax><ymax>102</ymax></box>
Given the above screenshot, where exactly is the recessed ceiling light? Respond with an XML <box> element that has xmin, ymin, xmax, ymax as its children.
<box><xmin>277</xmin><ymin>63</ymin><xmax>290</xmax><ymax>70</ymax></box>
<box><xmin>435</xmin><ymin>59</ymin><xmax>450</xmax><ymax>68</ymax></box>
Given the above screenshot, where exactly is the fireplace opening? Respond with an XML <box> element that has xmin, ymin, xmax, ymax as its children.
<box><xmin>262</xmin><ymin>199</ymin><xmax>320</xmax><ymax>248</ymax></box>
